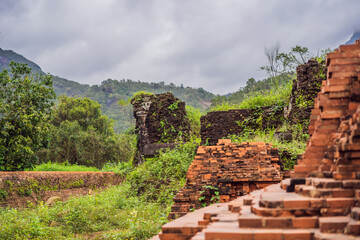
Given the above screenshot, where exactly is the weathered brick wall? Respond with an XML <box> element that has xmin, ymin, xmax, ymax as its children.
<box><xmin>284</xmin><ymin>58</ymin><xmax>327</xmax><ymax>127</ymax></box>
<box><xmin>201</xmin><ymin>60</ymin><xmax>325</xmax><ymax>146</ymax></box>
<box><xmin>293</xmin><ymin>41</ymin><xmax>360</xmax><ymax>178</ymax></box>
<box><xmin>131</xmin><ymin>92</ymin><xmax>190</xmax><ymax>164</ymax></box>
<box><xmin>168</xmin><ymin>139</ymin><xmax>282</xmax><ymax>219</ymax></box>
<box><xmin>200</xmin><ymin>106</ymin><xmax>284</xmax><ymax>145</ymax></box>
<box><xmin>0</xmin><ymin>171</ymin><xmax>122</xmax><ymax>207</ymax></box>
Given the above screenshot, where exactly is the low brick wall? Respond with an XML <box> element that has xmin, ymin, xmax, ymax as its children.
<box><xmin>200</xmin><ymin>106</ymin><xmax>284</xmax><ymax>145</ymax></box>
<box><xmin>0</xmin><ymin>171</ymin><xmax>122</xmax><ymax>207</ymax></box>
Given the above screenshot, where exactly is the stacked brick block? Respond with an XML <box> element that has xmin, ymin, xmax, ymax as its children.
<box><xmin>154</xmin><ymin>39</ymin><xmax>360</xmax><ymax>240</ymax></box>
<box><xmin>168</xmin><ymin>139</ymin><xmax>282</xmax><ymax>220</ymax></box>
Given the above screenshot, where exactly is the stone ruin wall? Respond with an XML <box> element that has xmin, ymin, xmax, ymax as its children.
<box><xmin>131</xmin><ymin>92</ymin><xmax>190</xmax><ymax>164</ymax></box>
<box><xmin>200</xmin><ymin>59</ymin><xmax>326</xmax><ymax>146</ymax></box>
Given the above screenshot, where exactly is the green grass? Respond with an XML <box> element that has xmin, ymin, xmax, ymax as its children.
<box><xmin>0</xmin><ymin>142</ymin><xmax>198</xmax><ymax>239</ymax></box>
<box><xmin>30</xmin><ymin>162</ymin><xmax>100</xmax><ymax>172</ymax></box>
<box><xmin>211</xmin><ymin>81</ymin><xmax>292</xmax><ymax>112</ymax></box>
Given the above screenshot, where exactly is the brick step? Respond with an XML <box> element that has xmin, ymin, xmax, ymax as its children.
<box><xmin>350</xmin><ymin>207</ymin><xmax>360</xmax><ymax>221</ymax></box>
<box><xmin>239</xmin><ymin>205</ymin><xmax>318</xmax><ymax>229</ymax></box>
<box><xmin>345</xmin><ymin>218</ymin><xmax>360</xmax><ymax>236</ymax></box>
<box><xmin>286</xmin><ymin>178</ymin><xmax>307</xmax><ymax>192</ymax></box>
<box><xmin>295</xmin><ymin>185</ymin><xmax>355</xmax><ymax>198</ymax></box>
<box><xmin>204</xmin><ymin>226</ymin><xmax>317</xmax><ymax>240</ymax></box>
<box><xmin>291</xmin><ymin>171</ymin><xmax>310</xmax><ymax>178</ymax></box>
<box><xmin>254</xmin><ymin>197</ymin><xmax>354</xmax><ymax>217</ymax></box>
<box><xmin>333</xmin><ymin>171</ymin><xmax>358</xmax><ymax>180</ymax></box>
<box><xmin>307</xmin><ymin>178</ymin><xmax>360</xmax><ymax>189</ymax></box>
<box><xmin>319</xmin><ymin>216</ymin><xmax>350</xmax><ymax>233</ymax></box>
<box><xmin>294</xmin><ymin>165</ymin><xmax>321</xmax><ymax>174</ymax></box>
<box><xmin>191</xmin><ymin>231</ymin><xmax>205</xmax><ymax>240</ymax></box>
<box><xmin>314</xmin><ymin>231</ymin><xmax>356</xmax><ymax>240</ymax></box>
<box><xmin>306</xmin><ymin>178</ymin><xmax>342</xmax><ymax>188</ymax></box>
<box><xmin>280</xmin><ymin>178</ymin><xmax>291</xmax><ymax>190</ymax></box>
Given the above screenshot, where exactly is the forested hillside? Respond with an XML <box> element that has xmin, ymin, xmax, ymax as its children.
<box><xmin>0</xmin><ymin>48</ymin><xmax>215</xmax><ymax>132</ymax></box>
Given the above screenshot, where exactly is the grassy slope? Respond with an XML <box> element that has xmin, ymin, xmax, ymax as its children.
<box><xmin>0</xmin><ymin>142</ymin><xmax>198</xmax><ymax>240</ymax></box>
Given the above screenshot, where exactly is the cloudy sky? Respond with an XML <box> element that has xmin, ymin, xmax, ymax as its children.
<box><xmin>0</xmin><ymin>0</ymin><xmax>359</xmax><ymax>94</ymax></box>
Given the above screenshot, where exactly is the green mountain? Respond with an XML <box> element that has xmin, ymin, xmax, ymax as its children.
<box><xmin>0</xmin><ymin>48</ymin><xmax>215</xmax><ymax>132</ymax></box>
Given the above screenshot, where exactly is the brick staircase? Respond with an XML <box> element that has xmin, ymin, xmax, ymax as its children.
<box><xmin>153</xmin><ymin>39</ymin><xmax>360</xmax><ymax>240</ymax></box>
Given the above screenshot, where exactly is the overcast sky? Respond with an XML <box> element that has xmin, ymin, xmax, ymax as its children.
<box><xmin>0</xmin><ymin>0</ymin><xmax>359</xmax><ymax>94</ymax></box>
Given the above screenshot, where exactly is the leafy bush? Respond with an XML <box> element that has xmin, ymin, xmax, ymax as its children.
<box><xmin>101</xmin><ymin>161</ymin><xmax>133</xmax><ymax>178</ymax></box>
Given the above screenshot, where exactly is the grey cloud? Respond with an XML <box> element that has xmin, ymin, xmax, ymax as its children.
<box><xmin>1</xmin><ymin>0</ymin><xmax>360</xmax><ymax>94</ymax></box>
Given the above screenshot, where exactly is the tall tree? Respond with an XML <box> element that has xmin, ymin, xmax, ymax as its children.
<box><xmin>0</xmin><ymin>62</ymin><xmax>56</xmax><ymax>170</ymax></box>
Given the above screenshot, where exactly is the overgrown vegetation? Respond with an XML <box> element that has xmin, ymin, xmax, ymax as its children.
<box><xmin>211</xmin><ymin>80</ymin><xmax>292</xmax><ymax>111</ymax></box>
<box><xmin>0</xmin><ymin>142</ymin><xmax>198</xmax><ymax>239</ymax></box>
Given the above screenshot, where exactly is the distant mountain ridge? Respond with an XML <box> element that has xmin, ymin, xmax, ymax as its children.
<box><xmin>0</xmin><ymin>48</ymin><xmax>215</xmax><ymax>132</ymax></box>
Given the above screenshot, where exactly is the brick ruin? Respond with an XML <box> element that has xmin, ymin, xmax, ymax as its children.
<box><xmin>285</xmin><ymin>59</ymin><xmax>327</xmax><ymax>127</ymax></box>
<box><xmin>200</xmin><ymin>59</ymin><xmax>326</xmax><ymax>146</ymax></box>
<box><xmin>200</xmin><ymin>106</ymin><xmax>284</xmax><ymax>146</ymax></box>
<box><xmin>169</xmin><ymin>139</ymin><xmax>282</xmax><ymax>220</ymax></box>
<box><xmin>131</xmin><ymin>92</ymin><xmax>190</xmax><ymax>164</ymax></box>
<box><xmin>153</xmin><ymin>39</ymin><xmax>360</xmax><ymax>240</ymax></box>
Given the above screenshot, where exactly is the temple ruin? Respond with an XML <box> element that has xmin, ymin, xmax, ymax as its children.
<box><xmin>153</xmin><ymin>38</ymin><xmax>360</xmax><ymax>240</ymax></box>
<box><xmin>131</xmin><ymin>92</ymin><xmax>190</xmax><ymax>164</ymax></box>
